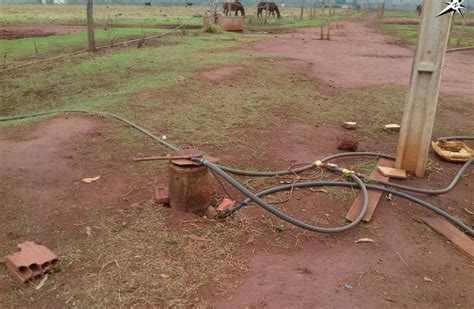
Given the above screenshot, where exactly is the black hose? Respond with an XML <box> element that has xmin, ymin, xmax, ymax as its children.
<box><xmin>1</xmin><ymin>110</ymin><xmax>472</xmax><ymax>235</ymax></box>
<box><xmin>232</xmin><ymin>181</ymin><xmax>473</xmax><ymax>237</ymax></box>
<box><xmin>0</xmin><ymin>110</ymin><xmax>180</xmax><ymax>151</ymax></box>
<box><xmin>199</xmin><ymin>158</ymin><xmax>370</xmax><ymax>234</ymax></box>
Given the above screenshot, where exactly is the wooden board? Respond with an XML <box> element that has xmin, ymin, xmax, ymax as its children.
<box><xmin>422</xmin><ymin>216</ymin><xmax>474</xmax><ymax>259</ymax></box>
<box><xmin>346</xmin><ymin>158</ymin><xmax>393</xmax><ymax>223</ymax></box>
<box><xmin>377</xmin><ymin>166</ymin><xmax>407</xmax><ymax>179</ymax></box>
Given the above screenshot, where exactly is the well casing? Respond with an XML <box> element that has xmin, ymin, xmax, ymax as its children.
<box><xmin>168</xmin><ymin>162</ymin><xmax>212</xmax><ymax>215</ymax></box>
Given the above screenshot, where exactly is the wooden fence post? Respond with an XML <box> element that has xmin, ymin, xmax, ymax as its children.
<box><xmin>395</xmin><ymin>0</ymin><xmax>453</xmax><ymax>177</ymax></box>
<box><xmin>87</xmin><ymin>0</ymin><xmax>96</xmax><ymax>52</ymax></box>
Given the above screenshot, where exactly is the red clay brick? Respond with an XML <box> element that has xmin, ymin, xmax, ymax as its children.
<box><xmin>217</xmin><ymin>198</ymin><xmax>236</xmax><ymax>211</ymax></box>
<box><xmin>4</xmin><ymin>241</ymin><xmax>59</xmax><ymax>285</ymax></box>
<box><xmin>154</xmin><ymin>185</ymin><xmax>170</xmax><ymax>204</ymax></box>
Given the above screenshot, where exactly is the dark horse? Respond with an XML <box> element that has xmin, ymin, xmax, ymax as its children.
<box><xmin>416</xmin><ymin>4</ymin><xmax>422</xmax><ymax>16</ymax></box>
<box><xmin>257</xmin><ymin>2</ymin><xmax>280</xmax><ymax>19</ymax></box>
<box><xmin>223</xmin><ymin>1</ymin><xmax>245</xmax><ymax>16</ymax></box>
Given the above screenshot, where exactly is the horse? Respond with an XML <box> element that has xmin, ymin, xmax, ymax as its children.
<box><xmin>223</xmin><ymin>1</ymin><xmax>245</xmax><ymax>17</ymax></box>
<box><xmin>416</xmin><ymin>4</ymin><xmax>422</xmax><ymax>16</ymax></box>
<box><xmin>257</xmin><ymin>2</ymin><xmax>281</xmax><ymax>19</ymax></box>
<box><xmin>144</xmin><ymin>1</ymin><xmax>151</xmax><ymax>6</ymax></box>
<box><xmin>186</xmin><ymin>1</ymin><xmax>193</xmax><ymax>7</ymax></box>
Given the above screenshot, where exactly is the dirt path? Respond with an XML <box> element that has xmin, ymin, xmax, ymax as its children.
<box><xmin>252</xmin><ymin>19</ymin><xmax>474</xmax><ymax>100</ymax></box>
<box><xmin>0</xmin><ymin>25</ymin><xmax>85</xmax><ymax>40</ymax></box>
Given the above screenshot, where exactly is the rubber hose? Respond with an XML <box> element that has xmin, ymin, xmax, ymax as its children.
<box><xmin>233</xmin><ymin>181</ymin><xmax>474</xmax><ymax>237</ymax></box>
<box><xmin>0</xmin><ymin>110</ymin><xmax>180</xmax><ymax>151</ymax></box>
<box><xmin>198</xmin><ymin>158</ymin><xmax>370</xmax><ymax>234</ymax></box>
<box><xmin>437</xmin><ymin>136</ymin><xmax>474</xmax><ymax>141</ymax></box>
<box><xmin>319</xmin><ymin>152</ymin><xmax>473</xmax><ymax>195</ymax></box>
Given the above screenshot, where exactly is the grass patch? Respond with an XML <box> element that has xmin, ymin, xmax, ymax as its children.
<box><xmin>0</xmin><ymin>27</ymin><xmax>171</xmax><ymax>65</ymax></box>
<box><xmin>0</xmin><ymin>5</ymin><xmax>206</xmax><ymax>26</ymax></box>
<box><xmin>378</xmin><ymin>23</ymin><xmax>474</xmax><ymax>47</ymax></box>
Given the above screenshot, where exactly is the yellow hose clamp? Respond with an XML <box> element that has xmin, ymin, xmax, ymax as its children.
<box><xmin>342</xmin><ymin>168</ymin><xmax>354</xmax><ymax>175</ymax></box>
<box><xmin>315</xmin><ymin>160</ymin><xmax>323</xmax><ymax>167</ymax></box>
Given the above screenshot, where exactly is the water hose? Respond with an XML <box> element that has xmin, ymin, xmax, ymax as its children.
<box><xmin>1</xmin><ymin>110</ymin><xmax>472</xmax><ymax>235</ymax></box>
<box><xmin>230</xmin><ymin>181</ymin><xmax>474</xmax><ymax>236</ymax></box>
<box><xmin>198</xmin><ymin>158</ymin><xmax>369</xmax><ymax>234</ymax></box>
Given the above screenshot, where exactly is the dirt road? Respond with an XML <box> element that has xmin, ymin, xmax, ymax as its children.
<box><xmin>253</xmin><ymin>19</ymin><xmax>474</xmax><ymax>100</ymax></box>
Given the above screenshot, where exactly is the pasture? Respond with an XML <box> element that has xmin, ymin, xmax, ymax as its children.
<box><xmin>0</xmin><ymin>3</ymin><xmax>473</xmax><ymax>308</ymax></box>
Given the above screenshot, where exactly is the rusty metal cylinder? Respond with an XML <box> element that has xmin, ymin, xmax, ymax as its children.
<box><xmin>168</xmin><ymin>162</ymin><xmax>212</xmax><ymax>215</ymax></box>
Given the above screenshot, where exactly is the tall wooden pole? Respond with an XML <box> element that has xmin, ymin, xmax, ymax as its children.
<box><xmin>327</xmin><ymin>3</ymin><xmax>331</xmax><ymax>40</ymax></box>
<box><xmin>395</xmin><ymin>0</ymin><xmax>453</xmax><ymax>177</ymax></box>
<box><xmin>320</xmin><ymin>2</ymin><xmax>325</xmax><ymax>40</ymax></box>
<box><xmin>300</xmin><ymin>0</ymin><xmax>305</xmax><ymax>20</ymax></box>
<box><xmin>87</xmin><ymin>0</ymin><xmax>96</xmax><ymax>52</ymax></box>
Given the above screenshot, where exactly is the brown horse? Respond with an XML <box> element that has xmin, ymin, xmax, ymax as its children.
<box><xmin>223</xmin><ymin>1</ymin><xmax>245</xmax><ymax>17</ymax></box>
<box><xmin>257</xmin><ymin>2</ymin><xmax>280</xmax><ymax>18</ymax></box>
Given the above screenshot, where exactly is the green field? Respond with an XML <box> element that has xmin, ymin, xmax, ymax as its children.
<box><xmin>0</xmin><ymin>4</ymin><xmax>358</xmax><ymax>28</ymax></box>
<box><xmin>378</xmin><ymin>10</ymin><xmax>474</xmax><ymax>48</ymax></box>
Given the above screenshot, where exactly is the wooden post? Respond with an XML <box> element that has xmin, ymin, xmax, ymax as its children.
<box><xmin>327</xmin><ymin>4</ymin><xmax>331</xmax><ymax>40</ymax></box>
<box><xmin>300</xmin><ymin>0</ymin><xmax>305</xmax><ymax>20</ymax></box>
<box><xmin>395</xmin><ymin>0</ymin><xmax>453</xmax><ymax>177</ymax></box>
<box><xmin>86</xmin><ymin>0</ymin><xmax>96</xmax><ymax>52</ymax></box>
<box><xmin>320</xmin><ymin>2</ymin><xmax>325</xmax><ymax>40</ymax></box>
<box><xmin>378</xmin><ymin>1</ymin><xmax>385</xmax><ymax>19</ymax></box>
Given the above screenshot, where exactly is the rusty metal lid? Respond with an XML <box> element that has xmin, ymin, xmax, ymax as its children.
<box><xmin>170</xmin><ymin>149</ymin><xmax>219</xmax><ymax>166</ymax></box>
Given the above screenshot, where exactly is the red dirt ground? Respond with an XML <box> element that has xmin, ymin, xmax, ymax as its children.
<box><xmin>0</xmin><ymin>25</ymin><xmax>85</xmax><ymax>40</ymax></box>
<box><xmin>0</xmin><ymin>18</ymin><xmax>473</xmax><ymax>308</ymax></box>
<box><xmin>207</xmin><ymin>18</ymin><xmax>474</xmax><ymax>308</ymax></box>
<box><xmin>252</xmin><ymin>19</ymin><xmax>474</xmax><ymax>99</ymax></box>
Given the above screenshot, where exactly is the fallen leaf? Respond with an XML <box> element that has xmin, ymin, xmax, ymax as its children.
<box><xmin>35</xmin><ymin>274</ymin><xmax>48</xmax><ymax>290</ymax></box>
<box><xmin>310</xmin><ymin>188</ymin><xmax>329</xmax><ymax>194</ymax></box>
<box><xmin>355</xmin><ymin>238</ymin><xmax>375</xmax><ymax>244</ymax></box>
<box><xmin>160</xmin><ymin>274</ymin><xmax>170</xmax><ymax>279</ymax></box>
<box><xmin>82</xmin><ymin>176</ymin><xmax>100</xmax><ymax>184</ymax></box>
<box><xmin>188</xmin><ymin>234</ymin><xmax>211</xmax><ymax>242</ymax></box>
<box><xmin>86</xmin><ymin>226</ymin><xmax>91</xmax><ymax>237</ymax></box>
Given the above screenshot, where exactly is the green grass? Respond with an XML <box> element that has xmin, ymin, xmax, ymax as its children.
<box><xmin>378</xmin><ymin>23</ymin><xmax>474</xmax><ymax>47</ymax></box>
<box><xmin>0</xmin><ymin>5</ymin><xmax>206</xmax><ymax>26</ymax></box>
<box><xmin>0</xmin><ymin>27</ymin><xmax>169</xmax><ymax>65</ymax></box>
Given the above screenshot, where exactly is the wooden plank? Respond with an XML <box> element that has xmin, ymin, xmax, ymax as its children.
<box><xmin>346</xmin><ymin>158</ymin><xmax>393</xmax><ymax>223</ymax></box>
<box><xmin>423</xmin><ymin>216</ymin><xmax>474</xmax><ymax>259</ymax></box>
<box><xmin>377</xmin><ymin>166</ymin><xmax>407</xmax><ymax>179</ymax></box>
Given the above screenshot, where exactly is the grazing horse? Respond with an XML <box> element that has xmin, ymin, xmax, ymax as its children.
<box><xmin>186</xmin><ymin>1</ymin><xmax>193</xmax><ymax>7</ymax></box>
<box><xmin>416</xmin><ymin>4</ymin><xmax>422</xmax><ymax>16</ymax></box>
<box><xmin>144</xmin><ymin>1</ymin><xmax>151</xmax><ymax>6</ymax></box>
<box><xmin>223</xmin><ymin>1</ymin><xmax>245</xmax><ymax>17</ymax></box>
<box><xmin>257</xmin><ymin>2</ymin><xmax>281</xmax><ymax>19</ymax></box>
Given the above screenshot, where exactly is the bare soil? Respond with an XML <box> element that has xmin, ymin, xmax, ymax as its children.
<box><xmin>201</xmin><ymin>66</ymin><xmax>244</xmax><ymax>81</ymax></box>
<box><xmin>0</xmin><ymin>18</ymin><xmax>473</xmax><ymax>308</ymax></box>
<box><xmin>251</xmin><ymin>19</ymin><xmax>474</xmax><ymax>99</ymax></box>
<box><xmin>0</xmin><ymin>25</ymin><xmax>85</xmax><ymax>40</ymax></box>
